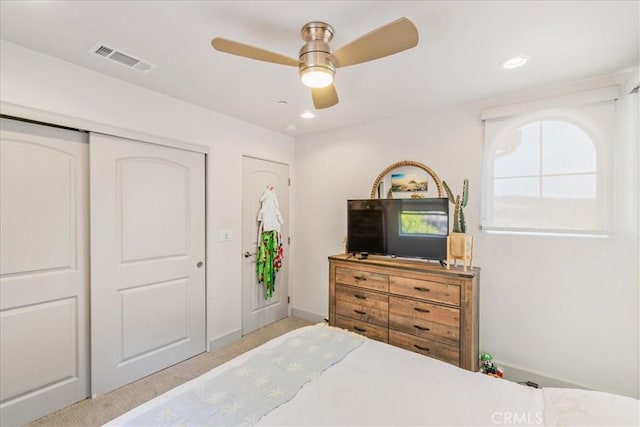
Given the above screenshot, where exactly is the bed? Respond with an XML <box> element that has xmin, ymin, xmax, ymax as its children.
<box><xmin>106</xmin><ymin>324</ymin><xmax>639</xmax><ymax>426</ymax></box>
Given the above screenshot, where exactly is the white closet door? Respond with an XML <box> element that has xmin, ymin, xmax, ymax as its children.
<box><xmin>0</xmin><ymin>118</ymin><xmax>89</xmax><ymax>426</ymax></box>
<box><xmin>90</xmin><ymin>133</ymin><xmax>206</xmax><ymax>396</ymax></box>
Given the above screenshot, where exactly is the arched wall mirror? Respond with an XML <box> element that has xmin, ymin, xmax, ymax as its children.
<box><xmin>370</xmin><ymin>160</ymin><xmax>444</xmax><ymax>199</ymax></box>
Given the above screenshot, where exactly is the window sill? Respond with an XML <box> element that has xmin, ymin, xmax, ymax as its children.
<box><xmin>480</xmin><ymin>227</ymin><xmax>610</xmax><ymax>238</ymax></box>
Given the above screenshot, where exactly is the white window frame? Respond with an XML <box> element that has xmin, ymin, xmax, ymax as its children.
<box><xmin>480</xmin><ymin>87</ymin><xmax>617</xmax><ymax>236</ymax></box>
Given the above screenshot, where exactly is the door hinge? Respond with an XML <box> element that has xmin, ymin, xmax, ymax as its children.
<box><xmin>287</xmin><ymin>296</ymin><xmax>290</xmax><ymax>304</ymax></box>
<box><xmin>288</xmin><ymin>236</ymin><xmax>291</xmax><ymax>245</ymax></box>
<box><xmin>288</xmin><ymin>178</ymin><xmax>291</xmax><ymax>186</ymax></box>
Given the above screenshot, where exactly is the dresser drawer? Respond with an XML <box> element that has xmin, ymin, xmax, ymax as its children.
<box><xmin>389</xmin><ymin>296</ymin><xmax>459</xmax><ymax>328</ymax></box>
<box><xmin>335</xmin><ymin>315</ymin><xmax>388</xmax><ymax>343</ymax></box>
<box><xmin>336</xmin><ymin>284</ymin><xmax>388</xmax><ymax>327</ymax></box>
<box><xmin>389</xmin><ymin>330</ymin><xmax>459</xmax><ymax>366</ymax></box>
<box><xmin>389</xmin><ymin>312</ymin><xmax>459</xmax><ymax>346</ymax></box>
<box><xmin>389</xmin><ymin>275</ymin><xmax>460</xmax><ymax>306</ymax></box>
<box><xmin>336</xmin><ymin>267</ymin><xmax>389</xmax><ymax>292</ymax></box>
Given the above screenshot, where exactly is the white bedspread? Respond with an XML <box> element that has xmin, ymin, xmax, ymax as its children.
<box><xmin>107</xmin><ymin>324</ymin><xmax>639</xmax><ymax>426</ymax></box>
<box><xmin>108</xmin><ymin>325</ymin><xmax>363</xmax><ymax>426</ymax></box>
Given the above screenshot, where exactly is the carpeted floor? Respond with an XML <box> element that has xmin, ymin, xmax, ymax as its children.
<box><xmin>28</xmin><ymin>316</ymin><xmax>314</xmax><ymax>427</ymax></box>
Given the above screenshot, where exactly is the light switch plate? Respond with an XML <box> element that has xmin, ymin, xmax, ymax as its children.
<box><xmin>219</xmin><ymin>229</ymin><xmax>233</xmax><ymax>241</ymax></box>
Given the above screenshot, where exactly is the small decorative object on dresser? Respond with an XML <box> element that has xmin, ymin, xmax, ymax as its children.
<box><xmin>328</xmin><ymin>253</ymin><xmax>479</xmax><ymax>371</ymax></box>
<box><xmin>443</xmin><ymin>178</ymin><xmax>474</xmax><ymax>271</ymax></box>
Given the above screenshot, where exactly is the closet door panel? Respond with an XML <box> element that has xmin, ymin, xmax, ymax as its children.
<box><xmin>0</xmin><ymin>118</ymin><xmax>89</xmax><ymax>426</ymax></box>
<box><xmin>0</xmin><ymin>141</ymin><xmax>74</xmax><ymax>275</ymax></box>
<box><xmin>90</xmin><ymin>133</ymin><xmax>206</xmax><ymax>396</ymax></box>
<box><xmin>1</xmin><ymin>298</ymin><xmax>78</xmax><ymax>400</ymax></box>
<box><xmin>119</xmin><ymin>158</ymin><xmax>188</xmax><ymax>261</ymax></box>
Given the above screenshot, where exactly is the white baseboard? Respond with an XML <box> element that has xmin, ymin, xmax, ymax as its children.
<box><xmin>208</xmin><ymin>328</ymin><xmax>242</xmax><ymax>352</ymax></box>
<box><xmin>496</xmin><ymin>360</ymin><xmax>588</xmax><ymax>390</ymax></box>
<box><xmin>291</xmin><ymin>308</ymin><xmax>326</xmax><ymax>324</ymax></box>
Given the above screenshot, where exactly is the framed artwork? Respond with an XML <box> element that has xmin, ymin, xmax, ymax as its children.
<box><xmin>370</xmin><ymin>160</ymin><xmax>444</xmax><ymax>199</ymax></box>
<box><xmin>391</xmin><ymin>171</ymin><xmax>428</xmax><ymax>193</ymax></box>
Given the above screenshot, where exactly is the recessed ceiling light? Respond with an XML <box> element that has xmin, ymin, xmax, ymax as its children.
<box><xmin>301</xmin><ymin>111</ymin><xmax>315</xmax><ymax>119</ymax></box>
<box><xmin>500</xmin><ymin>55</ymin><xmax>529</xmax><ymax>69</ymax></box>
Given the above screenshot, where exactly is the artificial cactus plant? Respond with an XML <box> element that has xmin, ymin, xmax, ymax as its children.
<box><xmin>442</xmin><ymin>179</ymin><xmax>469</xmax><ymax>233</ymax></box>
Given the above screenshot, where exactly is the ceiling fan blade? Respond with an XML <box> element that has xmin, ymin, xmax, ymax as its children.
<box><xmin>311</xmin><ymin>84</ymin><xmax>339</xmax><ymax>109</ymax></box>
<box><xmin>332</xmin><ymin>17</ymin><xmax>418</xmax><ymax>68</ymax></box>
<box><xmin>211</xmin><ymin>37</ymin><xmax>300</xmax><ymax>67</ymax></box>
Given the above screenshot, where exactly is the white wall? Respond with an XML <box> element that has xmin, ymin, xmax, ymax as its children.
<box><xmin>0</xmin><ymin>41</ymin><xmax>295</xmax><ymax>347</ymax></box>
<box><xmin>293</xmin><ymin>73</ymin><xmax>639</xmax><ymax>398</ymax></box>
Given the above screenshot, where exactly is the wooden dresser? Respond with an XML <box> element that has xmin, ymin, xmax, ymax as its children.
<box><xmin>328</xmin><ymin>253</ymin><xmax>479</xmax><ymax>371</ymax></box>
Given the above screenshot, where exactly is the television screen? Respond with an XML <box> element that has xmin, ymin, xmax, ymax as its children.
<box><xmin>347</xmin><ymin>200</ymin><xmax>386</xmax><ymax>254</ymax></box>
<box><xmin>347</xmin><ymin>198</ymin><xmax>449</xmax><ymax>261</ymax></box>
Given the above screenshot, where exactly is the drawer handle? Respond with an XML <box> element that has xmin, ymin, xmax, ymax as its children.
<box><xmin>413</xmin><ymin>286</ymin><xmax>431</xmax><ymax>292</ymax></box>
<box><xmin>354</xmin><ymin>275</ymin><xmax>367</xmax><ymax>281</ymax></box>
<box><xmin>414</xmin><ymin>324</ymin><xmax>430</xmax><ymax>332</ymax></box>
<box><xmin>353</xmin><ymin>326</ymin><xmax>367</xmax><ymax>333</ymax></box>
<box><xmin>353</xmin><ymin>294</ymin><xmax>367</xmax><ymax>300</ymax></box>
<box><xmin>414</xmin><ymin>344</ymin><xmax>430</xmax><ymax>352</ymax></box>
<box><xmin>354</xmin><ymin>309</ymin><xmax>367</xmax><ymax>315</ymax></box>
<box><xmin>414</xmin><ymin>307</ymin><xmax>430</xmax><ymax>313</ymax></box>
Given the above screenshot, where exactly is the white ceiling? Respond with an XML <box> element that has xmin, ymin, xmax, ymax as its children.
<box><xmin>1</xmin><ymin>1</ymin><xmax>638</xmax><ymax>136</ymax></box>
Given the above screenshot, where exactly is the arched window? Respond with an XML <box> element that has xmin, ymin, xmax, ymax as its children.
<box><xmin>481</xmin><ymin>97</ymin><xmax>614</xmax><ymax>235</ymax></box>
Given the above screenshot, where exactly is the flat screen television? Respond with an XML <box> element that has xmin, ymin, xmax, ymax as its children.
<box><xmin>347</xmin><ymin>198</ymin><xmax>449</xmax><ymax>261</ymax></box>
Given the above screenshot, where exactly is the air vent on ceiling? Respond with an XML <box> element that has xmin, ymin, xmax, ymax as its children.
<box><xmin>89</xmin><ymin>42</ymin><xmax>156</xmax><ymax>73</ymax></box>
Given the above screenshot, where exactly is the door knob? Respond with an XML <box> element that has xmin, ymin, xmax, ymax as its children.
<box><xmin>244</xmin><ymin>251</ymin><xmax>256</xmax><ymax>258</ymax></box>
<box><xmin>196</xmin><ymin>261</ymin><xmax>203</xmax><ymax>268</ymax></box>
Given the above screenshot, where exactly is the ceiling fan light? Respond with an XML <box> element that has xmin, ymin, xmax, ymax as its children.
<box><xmin>300</xmin><ymin>67</ymin><xmax>334</xmax><ymax>88</ymax></box>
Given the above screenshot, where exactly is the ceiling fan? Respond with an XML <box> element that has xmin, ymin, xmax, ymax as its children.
<box><xmin>211</xmin><ymin>17</ymin><xmax>419</xmax><ymax>109</ymax></box>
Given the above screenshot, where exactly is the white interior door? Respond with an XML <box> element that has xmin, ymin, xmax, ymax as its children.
<box><xmin>0</xmin><ymin>118</ymin><xmax>89</xmax><ymax>426</ymax></box>
<box><xmin>242</xmin><ymin>156</ymin><xmax>289</xmax><ymax>334</ymax></box>
<box><xmin>90</xmin><ymin>133</ymin><xmax>206</xmax><ymax>396</ymax></box>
